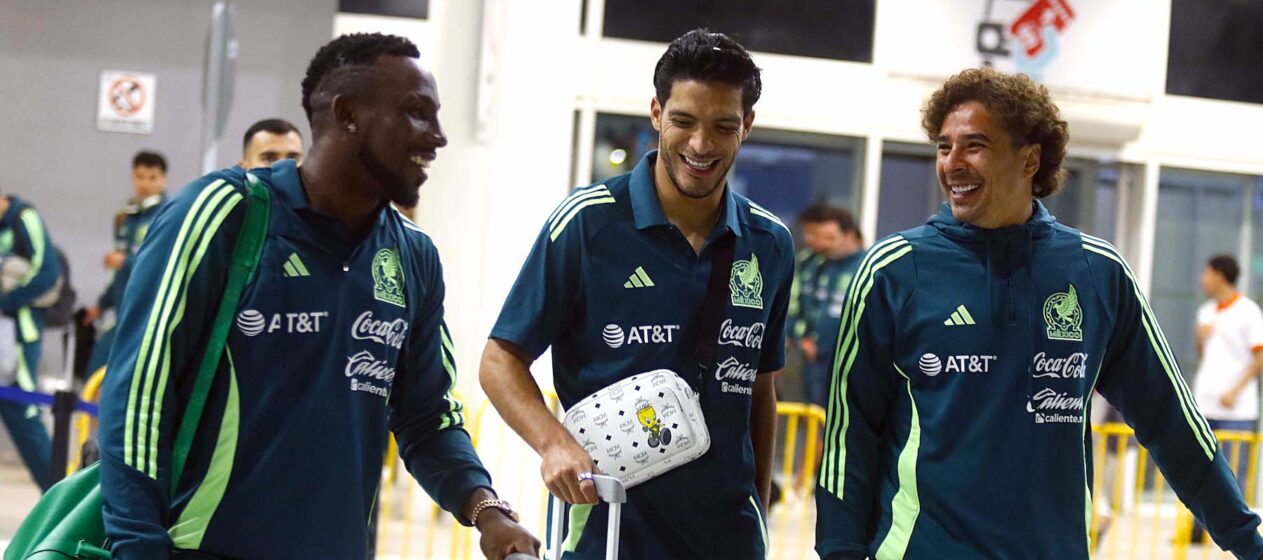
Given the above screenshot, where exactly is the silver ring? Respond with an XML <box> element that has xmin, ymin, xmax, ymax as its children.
<box><xmin>577</xmin><ymin>472</ymin><xmax>594</xmax><ymax>483</ymax></box>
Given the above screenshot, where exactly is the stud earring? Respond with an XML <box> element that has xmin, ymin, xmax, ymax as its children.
<box><xmin>346</xmin><ymin>123</ymin><xmax>357</xmax><ymax>133</ymax></box>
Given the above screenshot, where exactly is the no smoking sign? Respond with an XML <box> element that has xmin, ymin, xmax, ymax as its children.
<box><xmin>97</xmin><ymin>70</ymin><xmax>156</xmax><ymax>134</ymax></box>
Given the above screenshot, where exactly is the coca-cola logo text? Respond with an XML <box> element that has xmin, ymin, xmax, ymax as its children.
<box><xmin>352</xmin><ymin>311</ymin><xmax>408</xmax><ymax>349</ymax></box>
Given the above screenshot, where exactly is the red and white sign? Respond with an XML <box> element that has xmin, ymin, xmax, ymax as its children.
<box><xmin>97</xmin><ymin>70</ymin><xmax>156</xmax><ymax>134</ymax></box>
<box><xmin>879</xmin><ymin>0</ymin><xmax>1162</xmax><ymax>101</ymax></box>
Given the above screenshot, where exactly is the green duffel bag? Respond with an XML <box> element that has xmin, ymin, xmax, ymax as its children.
<box><xmin>4</xmin><ymin>175</ymin><xmax>270</xmax><ymax>560</ymax></box>
<box><xmin>3</xmin><ymin>463</ymin><xmax>109</xmax><ymax>559</ymax></box>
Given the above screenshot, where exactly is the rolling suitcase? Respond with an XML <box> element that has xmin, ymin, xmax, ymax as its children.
<box><xmin>507</xmin><ymin>474</ymin><xmax>625</xmax><ymax>560</ymax></box>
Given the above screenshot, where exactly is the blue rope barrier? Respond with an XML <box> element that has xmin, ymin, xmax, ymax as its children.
<box><xmin>0</xmin><ymin>385</ymin><xmax>99</xmax><ymax>416</ymax></box>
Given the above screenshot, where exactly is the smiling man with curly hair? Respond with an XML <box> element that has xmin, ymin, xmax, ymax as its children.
<box><xmin>815</xmin><ymin>67</ymin><xmax>1263</xmax><ymax>559</ymax></box>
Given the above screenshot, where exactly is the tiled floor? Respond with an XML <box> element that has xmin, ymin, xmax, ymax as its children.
<box><xmin>0</xmin><ymin>461</ymin><xmax>1241</xmax><ymax>559</ymax></box>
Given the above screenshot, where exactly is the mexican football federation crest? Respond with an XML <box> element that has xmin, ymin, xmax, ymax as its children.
<box><xmin>1043</xmin><ymin>283</ymin><xmax>1083</xmax><ymax>342</ymax></box>
<box><xmin>729</xmin><ymin>253</ymin><xmax>764</xmax><ymax>309</ymax></box>
<box><xmin>372</xmin><ymin>247</ymin><xmax>406</xmax><ymax>308</ymax></box>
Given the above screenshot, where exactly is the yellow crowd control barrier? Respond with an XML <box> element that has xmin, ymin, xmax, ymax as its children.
<box><xmin>769</xmin><ymin>401</ymin><xmax>827</xmax><ymax>560</ymax></box>
<box><xmin>1091</xmin><ymin>423</ymin><xmax>1262</xmax><ymax>560</ymax></box>
<box><xmin>55</xmin><ymin>373</ymin><xmax>1263</xmax><ymax>560</ymax></box>
<box><xmin>375</xmin><ymin>399</ymin><xmax>830</xmax><ymax>559</ymax></box>
<box><xmin>66</xmin><ymin>366</ymin><xmax>107</xmax><ymax>475</ymax></box>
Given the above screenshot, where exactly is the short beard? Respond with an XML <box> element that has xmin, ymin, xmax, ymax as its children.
<box><xmin>660</xmin><ymin>141</ymin><xmax>731</xmax><ymax>200</ymax></box>
<box><xmin>357</xmin><ymin>142</ymin><xmax>419</xmax><ymax>208</ymax></box>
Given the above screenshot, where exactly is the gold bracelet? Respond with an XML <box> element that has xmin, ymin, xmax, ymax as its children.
<box><xmin>470</xmin><ymin>498</ymin><xmax>519</xmax><ymax>527</ymax></box>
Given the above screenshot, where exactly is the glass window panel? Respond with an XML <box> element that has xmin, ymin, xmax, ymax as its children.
<box><xmin>876</xmin><ymin>145</ymin><xmax>938</xmax><ymax>238</ymax></box>
<box><xmin>1043</xmin><ymin>158</ymin><xmax>1118</xmax><ymax>242</ymax></box>
<box><xmin>1151</xmin><ymin>168</ymin><xmax>1250</xmax><ymax>376</ymax></box>
<box><xmin>1247</xmin><ymin>178</ymin><xmax>1263</xmax><ymax>301</ymax></box>
<box><xmin>601</xmin><ymin>0</ymin><xmax>875</xmax><ymax>62</ymax></box>
<box><xmin>589</xmin><ymin>113</ymin><xmax>862</xmax><ymax>234</ymax></box>
<box><xmin>1167</xmin><ymin>0</ymin><xmax>1263</xmax><ymax>104</ymax></box>
<box><xmin>337</xmin><ymin>0</ymin><xmax>427</xmax><ymax>19</ymax></box>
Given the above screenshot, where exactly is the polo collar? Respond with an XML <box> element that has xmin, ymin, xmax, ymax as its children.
<box><xmin>628</xmin><ymin>150</ymin><xmax>742</xmax><ymax>238</ymax></box>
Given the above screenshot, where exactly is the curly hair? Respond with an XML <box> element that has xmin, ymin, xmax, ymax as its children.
<box><xmin>922</xmin><ymin>68</ymin><xmax>1069</xmax><ymax>198</ymax></box>
<box><xmin>301</xmin><ymin>33</ymin><xmax>420</xmax><ymax>123</ymax></box>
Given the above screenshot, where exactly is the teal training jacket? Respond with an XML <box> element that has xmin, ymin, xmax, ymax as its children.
<box><xmin>816</xmin><ymin>202</ymin><xmax>1263</xmax><ymax>559</ymax></box>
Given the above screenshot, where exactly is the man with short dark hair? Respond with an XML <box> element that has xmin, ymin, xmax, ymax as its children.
<box><xmin>1190</xmin><ymin>254</ymin><xmax>1263</xmax><ymax>544</ymax></box>
<box><xmin>0</xmin><ymin>188</ymin><xmax>61</xmax><ymax>492</ymax></box>
<box><xmin>99</xmin><ymin>33</ymin><xmax>537</xmax><ymax>559</ymax></box>
<box><xmin>82</xmin><ymin>151</ymin><xmax>168</xmax><ymax>373</ymax></box>
<box><xmin>792</xmin><ymin>204</ymin><xmax>863</xmax><ymax>407</ymax></box>
<box><xmin>240</xmin><ymin>118</ymin><xmax>304</xmax><ymax>170</ymax></box>
<box><xmin>816</xmin><ymin>67</ymin><xmax>1263</xmax><ymax>558</ymax></box>
<box><xmin>481</xmin><ymin>29</ymin><xmax>791</xmax><ymax>559</ymax></box>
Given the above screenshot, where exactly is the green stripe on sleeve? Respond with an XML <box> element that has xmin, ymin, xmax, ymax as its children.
<box><xmin>169</xmin><ymin>349</ymin><xmax>240</xmax><ymax>548</ymax></box>
<box><xmin>563</xmin><ymin>504</ymin><xmax>593</xmax><ymax>553</ymax></box>
<box><xmin>748</xmin><ymin>495</ymin><xmax>769</xmax><ymax>558</ymax></box>
<box><xmin>438</xmin><ymin>322</ymin><xmax>463</xmax><ymax>430</ymax></box>
<box><xmin>875</xmin><ymin>364</ymin><xmax>922</xmax><ymax>560</ymax></box>
<box><xmin>821</xmin><ymin>236</ymin><xmax>907</xmax><ymax>492</ymax></box>
<box><xmin>1081</xmin><ymin>241</ymin><xmax>1215</xmax><ymax>460</ymax></box>
<box><xmin>17</xmin><ymin>209</ymin><xmax>47</xmax><ymax>284</ymax></box>
<box><xmin>547</xmin><ymin>184</ymin><xmax>607</xmax><ymax>224</ymax></box>
<box><xmin>548</xmin><ymin>188</ymin><xmax>611</xmax><ymax>230</ymax></box>
<box><xmin>125</xmin><ymin>181</ymin><xmax>228</xmax><ymax>474</ymax></box>
<box><xmin>146</xmin><ymin>192</ymin><xmax>243</xmax><ymax>477</ymax></box>
<box><xmin>550</xmin><ymin>197</ymin><xmax>616</xmax><ymax>241</ymax></box>
<box><xmin>823</xmin><ymin>237</ymin><xmax>912</xmax><ymax>496</ymax></box>
<box><xmin>17</xmin><ymin>306</ymin><xmax>38</xmax><ymax>343</ymax></box>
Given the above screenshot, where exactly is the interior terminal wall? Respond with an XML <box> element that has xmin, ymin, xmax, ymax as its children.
<box><xmin>0</xmin><ymin>0</ymin><xmax>336</xmax><ymax>320</ymax></box>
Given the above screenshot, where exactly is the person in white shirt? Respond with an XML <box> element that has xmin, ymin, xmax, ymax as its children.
<box><xmin>1192</xmin><ymin>254</ymin><xmax>1263</xmax><ymax>542</ymax></box>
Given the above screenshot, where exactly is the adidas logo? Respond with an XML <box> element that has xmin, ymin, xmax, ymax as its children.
<box><xmin>282</xmin><ymin>252</ymin><xmax>311</xmax><ymax>277</ymax></box>
<box><xmin>944</xmin><ymin>305</ymin><xmax>976</xmax><ymax>326</ymax></box>
<box><xmin>623</xmin><ymin>266</ymin><xmax>655</xmax><ymax>289</ymax></box>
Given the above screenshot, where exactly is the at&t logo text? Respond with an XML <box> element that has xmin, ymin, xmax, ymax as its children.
<box><xmin>237</xmin><ymin>309</ymin><xmax>328</xmax><ymax>336</ymax></box>
<box><xmin>602</xmin><ymin>324</ymin><xmax>680</xmax><ymax>349</ymax></box>
<box><xmin>918</xmin><ymin>353</ymin><xmax>997</xmax><ymax>377</ymax></box>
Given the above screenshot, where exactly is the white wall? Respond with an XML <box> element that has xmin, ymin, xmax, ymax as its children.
<box><xmin>340</xmin><ymin>0</ymin><xmax>1263</xmax><ymax>403</ymax></box>
<box><xmin>0</xmin><ymin>0</ymin><xmax>336</xmax><ymax>324</ymax></box>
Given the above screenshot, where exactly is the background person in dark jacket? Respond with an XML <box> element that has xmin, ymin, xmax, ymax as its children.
<box><xmin>0</xmin><ymin>190</ymin><xmax>62</xmax><ymax>491</ymax></box>
<box><xmin>82</xmin><ymin>151</ymin><xmax>168</xmax><ymax>375</ymax></box>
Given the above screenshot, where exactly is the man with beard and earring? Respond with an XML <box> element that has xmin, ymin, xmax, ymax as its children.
<box><xmin>815</xmin><ymin>67</ymin><xmax>1263</xmax><ymax>559</ymax></box>
<box><xmin>481</xmin><ymin>29</ymin><xmax>793</xmax><ymax>559</ymax></box>
<box><xmin>98</xmin><ymin>33</ymin><xmax>538</xmax><ymax>560</ymax></box>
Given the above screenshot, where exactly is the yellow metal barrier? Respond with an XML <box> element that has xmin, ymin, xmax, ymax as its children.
<box><xmin>377</xmin><ymin>399</ymin><xmax>828</xmax><ymax>559</ymax></box>
<box><xmin>374</xmin><ymin>410</ymin><xmax>1262</xmax><ymax>559</ymax></box>
<box><xmin>770</xmin><ymin>402</ymin><xmax>827</xmax><ymax>560</ymax></box>
<box><xmin>66</xmin><ymin>366</ymin><xmax>107</xmax><ymax>475</ymax></box>
<box><xmin>1091</xmin><ymin>423</ymin><xmax>1262</xmax><ymax>560</ymax></box>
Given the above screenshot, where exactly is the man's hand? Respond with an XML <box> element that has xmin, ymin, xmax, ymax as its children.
<box><xmin>799</xmin><ymin>338</ymin><xmax>819</xmax><ymax>362</ymax></box>
<box><xmin>82</xmin><ymin>306</ymin><xmax>102</xmax><ymax>326</ymax></box>
<box><xmin>103</xmin><ymin>250</ymin><xmax>126</xmax><ymax>271</ymax></box>
<box><xmin>541</xmin><ymin>438</ymin><xmax>599</xmax><ymax>504</ymax></box>
<box><xmin>477</xmin><ymin>510</ymin><xmax>540</xmax><ymax>560</ymax></box>
<box><xmin>1221</xmin><ymin>387</ymin><xmax>1242</xmax><ymax>410</ymax></box>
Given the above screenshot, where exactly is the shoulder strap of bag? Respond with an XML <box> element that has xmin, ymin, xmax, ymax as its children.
<box><xmin>169</xmin><ymin>174</ymin><xmax>271</xmax><ymax>493</ymax></box>
<box><xmin>693</xmin><ymin>232</ymin><xmax>735</xmax><ymax>393</ymax></box>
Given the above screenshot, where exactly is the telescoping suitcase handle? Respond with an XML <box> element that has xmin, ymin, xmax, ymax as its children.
<box><xmin>538</xmin><ymin>474</ymin><xmax>626</xmax><ymax>560</ymax></box>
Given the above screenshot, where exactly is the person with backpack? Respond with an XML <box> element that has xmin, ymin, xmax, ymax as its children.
<box><xmin>0</xmin><ymin>190</ymin><xmax>62</xmax><ymax>492</ymax></box>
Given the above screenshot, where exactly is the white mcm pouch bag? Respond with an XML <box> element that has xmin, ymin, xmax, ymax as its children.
<box><xmin>562</xmin><ymin>369</ymin><xmax>710</xmax><ymax>489</ymax></box>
